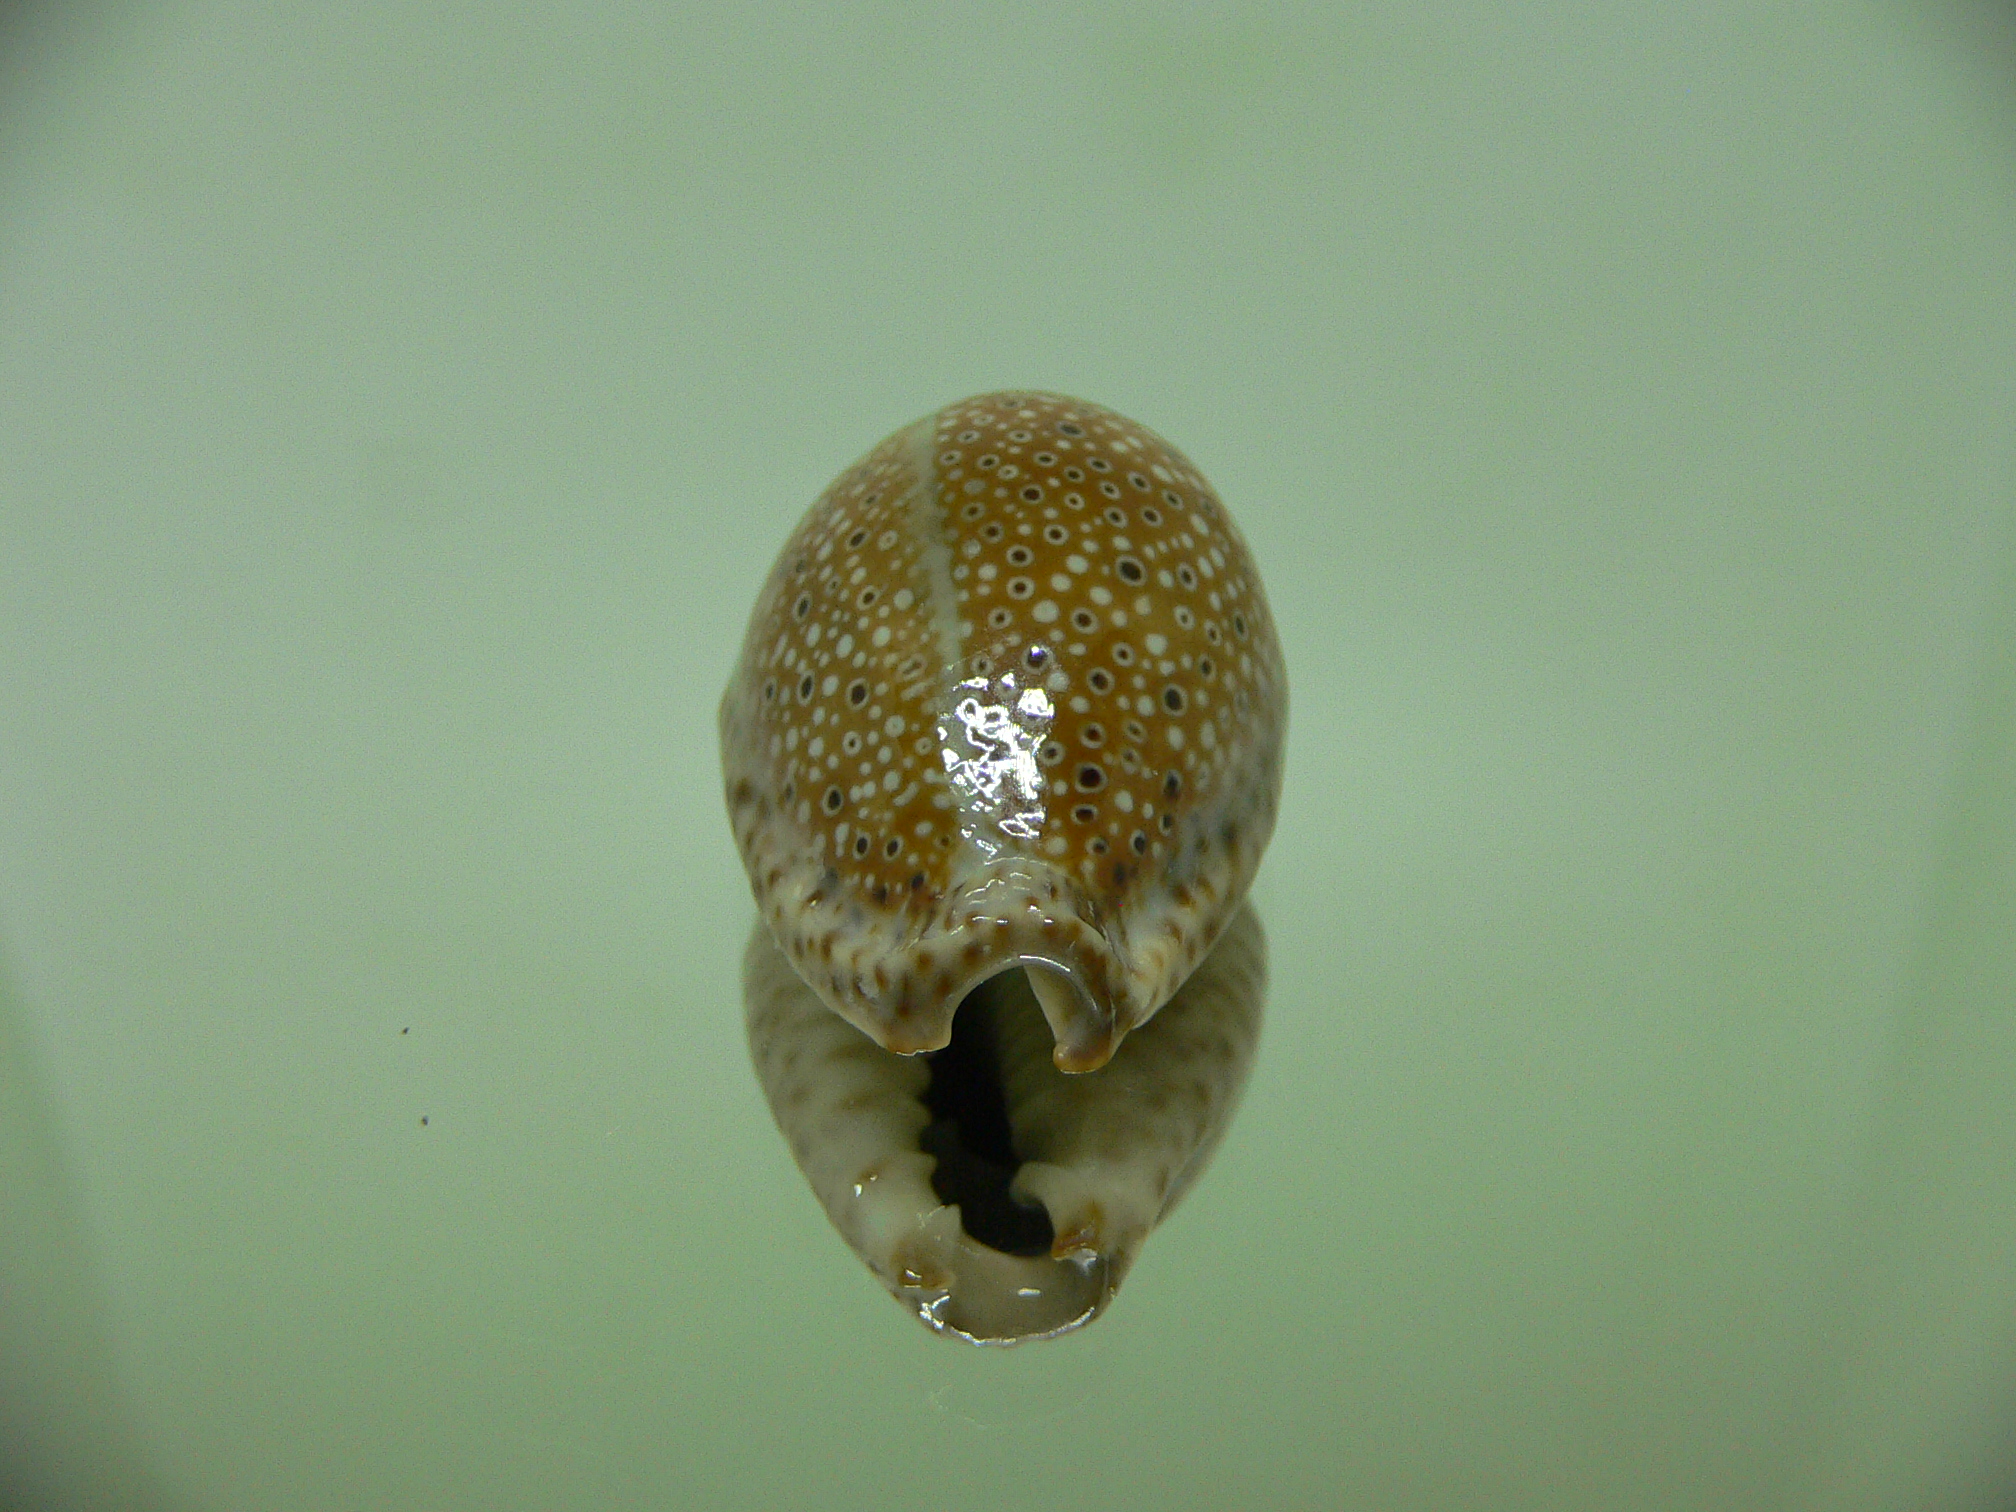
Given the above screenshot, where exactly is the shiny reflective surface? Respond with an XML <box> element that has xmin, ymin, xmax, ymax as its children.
<box><xmin>942</xmin><ymin>674</ymin><xmax>1049</xmax><ymax>849</ymax></box>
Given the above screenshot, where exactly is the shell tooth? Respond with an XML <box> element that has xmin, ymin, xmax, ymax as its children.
<box><xmin>1023</xmin><ymin>965</ymin><xmax>1113</xmax><ymax>1074</ymax></box>
<box><xmin>1010</xmin><ymin>1165</ymin><xmax>1120</xmax><ymax>1258</ymax></box>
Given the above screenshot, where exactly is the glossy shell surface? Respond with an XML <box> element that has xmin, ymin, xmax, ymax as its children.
<box><xmin>722</xmin><ymin>392</ymin><xmax>1285</xmax><ymax>1072</ymax></box>
<box><xmin>722</xmin><ymin>391</ymin><xmax>1286</xmax><ymax>1340</ymax></box>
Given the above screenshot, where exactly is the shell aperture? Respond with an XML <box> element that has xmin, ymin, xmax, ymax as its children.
<box><xmin>722</xmin><ymin>392</ymin><xmax>1286</xmax><ymax>1341</ymax></box>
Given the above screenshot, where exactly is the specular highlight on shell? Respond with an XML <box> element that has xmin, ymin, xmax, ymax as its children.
<box><xmin>722</xmin><ymin>392</ymin><xmax>1286</xmax><ymax>1342</ymax></box>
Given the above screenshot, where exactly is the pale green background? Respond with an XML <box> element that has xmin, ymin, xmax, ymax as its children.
<box><xmin>3</xmin><ymin>3</ymin><xmax>2015</xmax><ymax>1509</ymax></box>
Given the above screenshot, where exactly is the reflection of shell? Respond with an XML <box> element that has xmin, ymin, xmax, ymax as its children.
<box><xmin>721</xmin><ymin>393</ymin><xmax>1287</xmax><ymax>1341</ymax></box>
<box><xmin>745</xmin><ymin>904</ymin><xmax>1266</xmax><ymax>1343</ymax></box>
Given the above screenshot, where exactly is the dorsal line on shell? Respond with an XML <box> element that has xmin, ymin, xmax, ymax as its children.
<box><xmin>902</xmin><ymin>413</ymin><xmax>967</xmax><ymax>691</ymax></box>
<box><xmin>907</xmin><ymin>401</ymin><xmax>1124</xmax><ymax>1068</ymax></box>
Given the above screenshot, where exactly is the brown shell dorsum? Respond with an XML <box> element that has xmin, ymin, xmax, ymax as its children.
<box><xmin>721</xmin><ymin>392</ymin><xmax>1287</xmax><ymax>1076</ymax></box>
